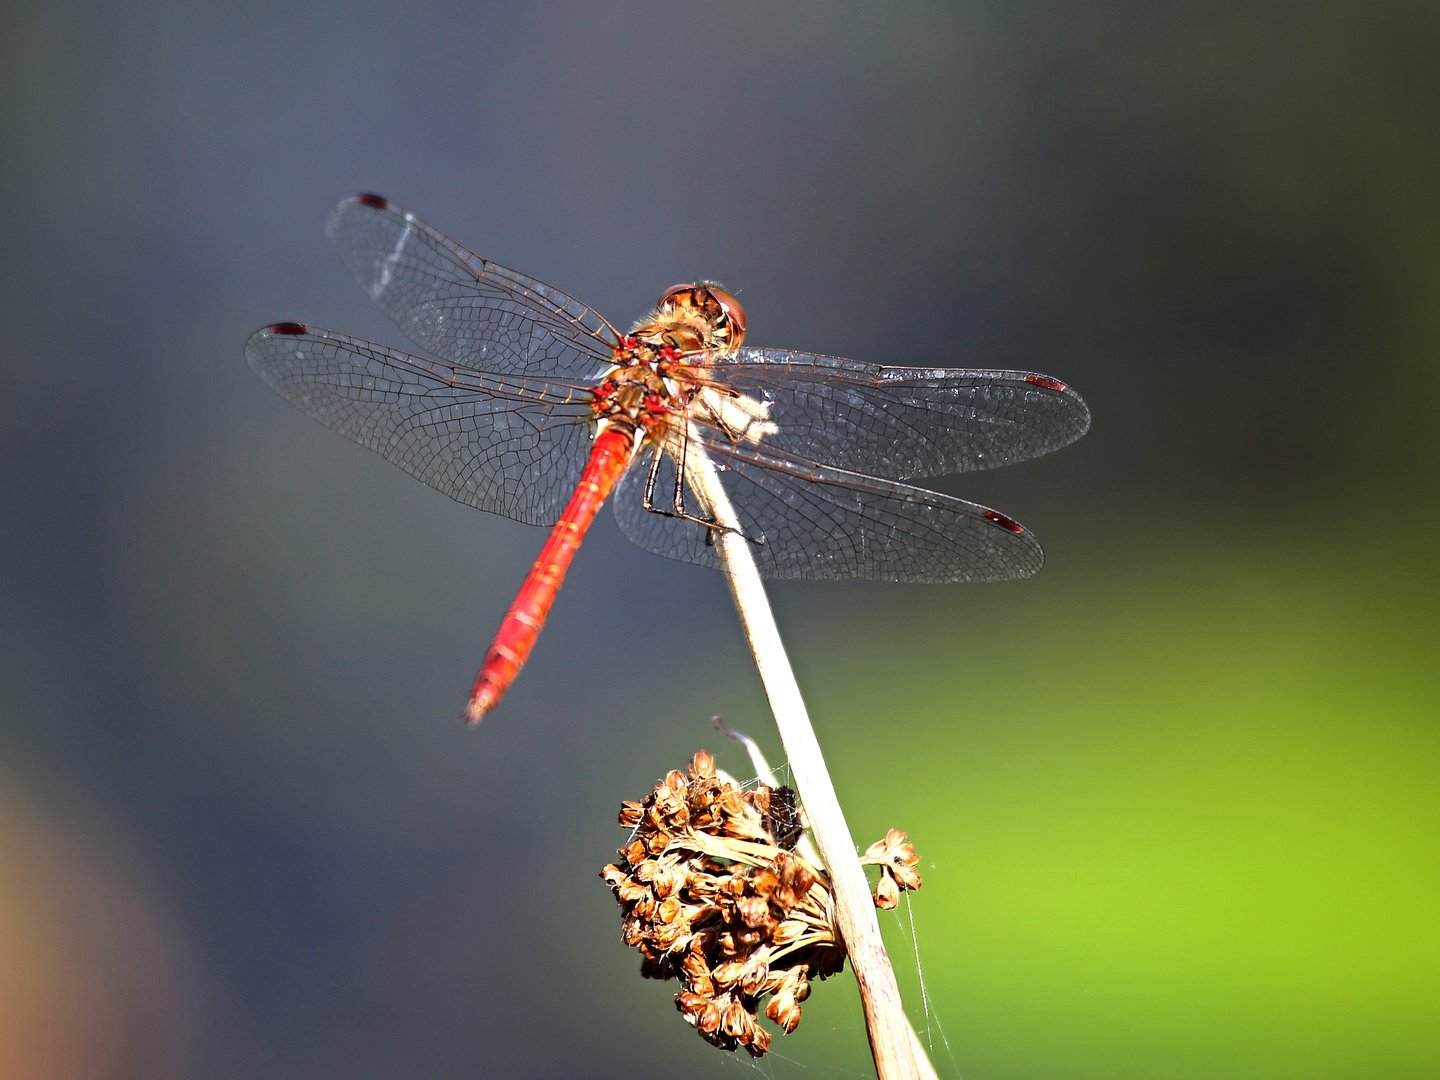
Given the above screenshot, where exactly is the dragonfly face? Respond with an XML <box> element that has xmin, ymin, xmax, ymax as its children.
<box><xmin>653</xmin><ymin>282</ymin><xmax>747</xmax><ymax>352</ymax></box>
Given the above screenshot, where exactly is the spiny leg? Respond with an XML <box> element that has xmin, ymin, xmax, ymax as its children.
<box><xmin>639</xmin><ymin>431</ymin><xmax>763</xmax><ymax>546</ymax></box>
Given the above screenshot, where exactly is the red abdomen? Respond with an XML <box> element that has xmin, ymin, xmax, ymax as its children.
<box><xmin>466</xmin><ymin>426</ymin><xmax>636</xmax><ymax>722</ymax></box>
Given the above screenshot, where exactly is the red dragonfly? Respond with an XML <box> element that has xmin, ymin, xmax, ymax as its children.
<box><xmin>247</xmin><ymin>195</ymin><xmax>1089</xmax><ymax>721</ymax></box>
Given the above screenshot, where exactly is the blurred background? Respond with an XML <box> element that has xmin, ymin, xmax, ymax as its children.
<box><xmin>1</xmin><ymin>2</ymin><xmax>1436</xmax><ymax>1077</ymax></box>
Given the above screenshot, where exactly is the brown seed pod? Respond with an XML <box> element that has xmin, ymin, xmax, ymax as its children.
<box><xmin>601</xmin><ymin>751</ymin><xmax>922</xmax><ymax>1057</ymax></box>
<box><xmin>766</xmin><ymin>990</ymin><xmax>804</xmax><ymax>1034</ymax></box>
<box><xmin>874</xmin><ymin>868</ymin><xmax>900</xmax><ymax>910</ymax></box>
<box><xmin>747</xmin><ymin>1023</ymin><xmax>772</xmax><ymax>1056</ymax></box>
<box><xmin>771</xmin><ymin>919</ymin><xmax>806</xmax><ymax>947</ymax></box>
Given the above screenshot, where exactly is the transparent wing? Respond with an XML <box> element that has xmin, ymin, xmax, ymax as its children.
<box><xmin>325</xmin><ymin>194</ymin><xmax>618</xmax><ymax>380</ymax></box>
<box><xmin>245</xmin><ymin>323</ymin><xmax>594</xmax><ymax>525</ymax></box>
<box><xmin>691</xmin><ymin>348</ymin><xmax>1090</xmax><ymax>478</ymax></box>
<box><xmin>612</xmin><ymin>433</ymin><xmax>1044</xmax><ymax>582</ymax></box>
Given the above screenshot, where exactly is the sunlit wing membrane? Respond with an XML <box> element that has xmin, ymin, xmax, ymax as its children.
<box><xmin>245</xmin><ymin>323</ymin><xmax>593</xmax><ymax>525</ymax></box>
<box><xmin>326</xmin><ymin>195</ymin><xmax>618</xmax><ymax>381</ymax></box>
<box><xmin>692</xmin><ymin>348</ymin><xmax>1091</xmax><ymax>479</ymax></box>
<box><xmin>612</xmin><ymin>433</ymin><xmax>1044</xmax><ymax>583</ymax></box>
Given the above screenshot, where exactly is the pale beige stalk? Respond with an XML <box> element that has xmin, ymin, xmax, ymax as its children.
<box><xmin>713</xmin><ymin>716</ymin><xmax>940</xmax><ymax>1080</ymax></box>
<box><xmin>684</xmin><ymin>429</ymin><xmax>920</xmax><ymax>1080</ymax></box>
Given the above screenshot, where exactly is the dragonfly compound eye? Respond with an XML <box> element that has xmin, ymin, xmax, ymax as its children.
<box><xmin>704</xmin><ymin>284</ymin><xmax>746</xmax><ymax>348</ymax></box>
<box><xmin>657</xmin><ymin>283</ymin><xmax>747</xmax><ymax>351</ymax></box>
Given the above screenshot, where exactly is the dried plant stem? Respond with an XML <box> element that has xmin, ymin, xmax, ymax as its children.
<box><xmin>712</xmin><ymin>717</ymin><xmax>941</xmax><ymax>1080</ymax></box>
<box><xmin>686</xmin><ymin>435</ymin><xmax>920</xmax><ymax>1080</ymax></box>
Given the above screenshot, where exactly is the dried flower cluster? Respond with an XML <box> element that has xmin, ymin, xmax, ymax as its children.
<box><xmin>864</xmin><ymin>828</ymin><xmax>923</xmax><ymax>909</ymax></box>
<box><xmin>600</xmin><ymin>750</ymin><xmax>922</xmax><ymax>1056</ymax></box>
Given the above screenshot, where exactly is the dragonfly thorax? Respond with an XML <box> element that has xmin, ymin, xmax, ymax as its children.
<box><xmin>589</xmin><ymin>364</ymin><xmax>690</xmax><ymax>439</ymax></box>
<box><xmin>593</xmin><ymin>283</ymin><xmax>749</xmax><ymax>442</ymax></box>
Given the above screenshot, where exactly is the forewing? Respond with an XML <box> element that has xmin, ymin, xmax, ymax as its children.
<box><xmin>325</xmin><ymin>195</ymin><xmax>617</xmax><ymax>380</ymax></box>
<box><xmin>692</xmin><ymin>348</ymin><xmax>1090</xmax><ymax>478</ymax></box>
<box><xmin>245</xmin><ymin>324</ymin><xmax>593</xmax><ymax>525</ymax></box>
<box><xmin>612</xmin><ymin>436</ymin><xmax>1044</xmax><ymax>582</ymax></box>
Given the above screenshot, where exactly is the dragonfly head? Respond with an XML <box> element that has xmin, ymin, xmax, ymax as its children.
<box><xmin>654</xmin><ymin>282</ymin><xmax>747</xmax><ymax>353</ymax></box>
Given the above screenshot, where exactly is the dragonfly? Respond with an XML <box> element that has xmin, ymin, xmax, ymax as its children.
<box><xmin>246</xmin><ymin>195</ymin><xmax>1090</xmax><ymax>722</ymax></box>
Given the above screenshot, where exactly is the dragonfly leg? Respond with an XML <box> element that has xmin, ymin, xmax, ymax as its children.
<box><xmin>639</xmin><ymin>439</ymin><xmax>765</xmax><ymax>546</ymax></box>
<box><xmin>639</xmin><ymin>440</ymin><xmax>715</xmax><ymax>528</ymax></box>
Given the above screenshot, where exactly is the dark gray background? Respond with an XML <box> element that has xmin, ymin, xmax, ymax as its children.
<box><xmin>1</xmin><ymin>2</ymin><xmax>1436</xmax><ymax>1078</ymax></box>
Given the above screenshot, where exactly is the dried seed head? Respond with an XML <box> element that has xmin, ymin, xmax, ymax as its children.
<box><xmin>602</xmin><ymin>750</ymin><xmax>923</xmax><ymax>1057</ymax></box>
<box><xmin>861</xmin><ymin>827</ymin><xmax>923</xmax><ymax>897</ymax></box>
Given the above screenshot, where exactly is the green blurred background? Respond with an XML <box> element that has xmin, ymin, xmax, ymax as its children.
<box><xmin>1</xmin><ymin>2</ymin><xmax>1435</xmax><ymax>1077</ymax></box>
